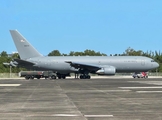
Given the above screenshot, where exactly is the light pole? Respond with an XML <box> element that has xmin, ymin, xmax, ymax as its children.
<box><xmin>10</xmin><ymin>66</ymin><xmax>12</xmax><ymax>78</ymax></box>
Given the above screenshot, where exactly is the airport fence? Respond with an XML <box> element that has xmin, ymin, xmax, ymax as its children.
<box><xmin>0</xmin><ymin>73</ymin><xmax>19</xmax><ymax>78</ymax></box>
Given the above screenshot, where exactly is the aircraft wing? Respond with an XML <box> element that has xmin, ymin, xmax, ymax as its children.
<box><xmin>14</xmin><ymin>59</ymin><xmax>36</xmax><ymax>67</ymax></box>
<box><xmin>65</xmin><ymin>61</ymin><xmax>101</xmax><ymax>71</ymax></box>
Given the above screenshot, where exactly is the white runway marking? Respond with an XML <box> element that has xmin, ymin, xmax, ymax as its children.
<box><xmin>84</xmin><ymin>115</ymin><xmax>113</xmax><ymax>117</ymax></box>
<box><xmin>137</xmin><ymin>91</ymin><xmax>162</xmax><ymax>93</ymax></box>
<box><xmin>52</xmin><ymin>114</ymin><xmax>80</xmax><ymax>117</ymax></box>
<box><xmin>129</xmin><ymin>81</ymin><xmax>162</xmax><ymax>85</ymax></box>
<box><xmin>0</xmin><ymin>84</ymin><xmax>21</xmax><ymax>86</ymax></box>
<box><xmin>28</xmin><ymin>114</ymin><xmax>114</xmax><ymax>117</ymax></box>
<box><xmin>119</xmin><ymin>86</ymin><xmax>162</xmax><ymax>89</ymax></box>
<box><xmin>104</xmin><ymin>90</ymin><xmax>131</xmax><ymax>92</ymax></box>
<box><xmin>27</xmin><ymin>114</ymin><xmax>80</xmax><ymax>117</ymax></box>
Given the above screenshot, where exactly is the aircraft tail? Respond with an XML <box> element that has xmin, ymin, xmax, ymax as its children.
<box><xmin>10</xmin><ymin>30</ymin><xmax>43</xmax><ymax>60</ymax></box>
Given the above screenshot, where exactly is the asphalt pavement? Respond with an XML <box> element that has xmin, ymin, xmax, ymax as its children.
<box><xmin>0</xmin><ymin>78</ymin><xmax>162</xmax><ymax>120</ymax></box>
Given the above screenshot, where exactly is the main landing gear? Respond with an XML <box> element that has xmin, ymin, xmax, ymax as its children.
<box><xmin>57</xmin><ymin>74</ymin><xmax>66</xmax><ymax>79</ymax></box>
<box><xmin>79</xmin><ymin>74</ymin><xmax>91</xmax><ymax>79</ymax></box>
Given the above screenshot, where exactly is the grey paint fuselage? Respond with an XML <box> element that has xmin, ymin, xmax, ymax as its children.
<box><xmin>28</xmin><ymin>56</ymin><xmax>159</xmax><ymax>74</ymax></box>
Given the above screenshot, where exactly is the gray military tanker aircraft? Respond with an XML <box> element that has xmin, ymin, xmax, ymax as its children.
<box><xmin>9</xmin><ymin>30</ymin><xmax>159</xmax><ymax>79</ymax></box>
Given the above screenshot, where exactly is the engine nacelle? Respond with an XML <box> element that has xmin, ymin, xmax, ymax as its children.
<box><xmin>96</xmin><ymin>66</ymin><xmax>116</xmax><ymax>75</ymax></box>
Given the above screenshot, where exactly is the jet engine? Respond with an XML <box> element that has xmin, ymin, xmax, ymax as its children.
<box><xmin>96</xmin><ymin>66</ymin><xmax>116</xmax><ymax>75</ymax></box>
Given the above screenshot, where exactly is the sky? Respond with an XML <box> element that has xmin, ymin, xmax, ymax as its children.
<box><xmin>0</xmin><ymin>0</ymin><xmax>162</xmax><ymax>56</ymax></box>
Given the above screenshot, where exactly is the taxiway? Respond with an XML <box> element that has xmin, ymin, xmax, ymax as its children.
<box><xmin>0</xmin><ymin>78</ymin><xmax>162</xmax><ymax>120</ymax></box>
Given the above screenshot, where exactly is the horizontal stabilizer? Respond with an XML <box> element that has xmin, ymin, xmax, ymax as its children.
<box><xmin>3</xmin><ymin>61</ymin><xmax>18</xmax><ymax>67</ymax></box>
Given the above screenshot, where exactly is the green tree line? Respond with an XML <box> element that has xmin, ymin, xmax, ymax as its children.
<box><xmin>121</xmin><ymin>47</ymin><xmax>162</xmax><ymax>72</ymax></box>
<box><xmin>0</xmin><ymin>51</ymin><xmax>25</xmax><ymax>73</ymax></box>
<box><xmin>0</xmin><ymin>48</ymin><xmax>161</xmax><ymax>73</ymax></box>
<box><xmin>48</xmin><ymin>49</ymin><xmax>107</xmax><ymax>56</ymax></box>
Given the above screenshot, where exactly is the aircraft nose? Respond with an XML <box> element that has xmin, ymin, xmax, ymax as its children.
<box><xmin>155</xmin><ymin>62</ymin><xmax>159</xmax><ymax>68</ymax></box>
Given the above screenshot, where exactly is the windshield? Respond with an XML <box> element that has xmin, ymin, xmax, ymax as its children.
<box><xmin>151</xmin><ymin>60</ymin><xmax>155</xmax><ymax>62</ymax></box>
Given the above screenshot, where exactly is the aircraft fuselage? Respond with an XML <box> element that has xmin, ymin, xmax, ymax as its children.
<box><xmin>28</xmin><ymin>56</ymin><xmax>158</xmax><ymax>74</ymax></box>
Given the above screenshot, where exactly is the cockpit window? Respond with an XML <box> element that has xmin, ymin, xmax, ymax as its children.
<box><xmin>151</xmin><ymin>60</ymin><xmax>155</xmax><ymax>62</ymax></box>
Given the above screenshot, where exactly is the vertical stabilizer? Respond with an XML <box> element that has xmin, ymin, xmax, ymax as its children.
<box><xmin>10</xmin><ymin>30</ymin><xmax>42</xmax><ymax>60</ymax></box>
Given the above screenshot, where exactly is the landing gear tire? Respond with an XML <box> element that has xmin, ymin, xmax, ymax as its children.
<box><xmin>80</xmin><ymin>75</ymin><xmax>91</xmax><ymax>79</ymax></box>
<box><xmin>80</xmin><ymin>75</ymin><xmax>83</xmax><ymax>79</ymax></box>
<box><xmin>87</xmin><ymin>75</ymin><xmax>91</xmax><ymax>79</ymax></box>
<box><xmin>62</xmin><ymin>75</ymin><xmax>66</xmax><ymax>79</ymax></box>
